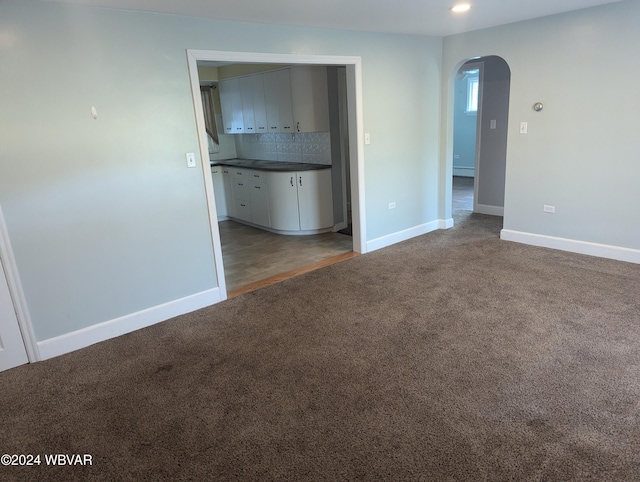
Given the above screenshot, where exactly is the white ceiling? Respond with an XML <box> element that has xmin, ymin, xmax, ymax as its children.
<box><xmin>42</xmin><ymin>0</ymin><xmax>622</xmax><ymax>36</ymax></box>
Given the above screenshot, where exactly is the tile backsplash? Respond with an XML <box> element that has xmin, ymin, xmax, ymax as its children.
<box><xmin>234</xmin><ymin>132</ymin><xmax>332</xmax><ymax>165</ymax></box>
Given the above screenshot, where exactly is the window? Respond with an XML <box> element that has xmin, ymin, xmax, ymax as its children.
<box><xmin>466</xmin><ymin>70</ymin><xmax>479</xmax><ymax>113</ymax></box>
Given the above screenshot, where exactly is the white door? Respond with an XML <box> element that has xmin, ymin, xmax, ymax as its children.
<box><xmin>0</xmin><ymin>257</ymin><xmax>28</xmax><ymax>371</ymax></box>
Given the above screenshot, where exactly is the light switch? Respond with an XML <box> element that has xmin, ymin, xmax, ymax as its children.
<box><xmin>364</xmin><ymin>133</ymin><xmax>371</xmax><ymax>145</ymax></box>
<box><xmin>186</xmin><ymin>152</ymin><xmax>196</xmax><ymax>168</ymax></box>
<box><xmin>519</xmin><ymin>122</ymin><xmax>528</xmax><ymax>134</ymax></box>
<box><xmin>490</xmin><ymin>119</ymin><xmax>497</xmax><ymax>129</ymax></box>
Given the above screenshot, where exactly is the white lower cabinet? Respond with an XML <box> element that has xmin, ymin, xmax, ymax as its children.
<box><xmin>230</xmin><ymin>168</ymin><xmax>270</xmax><ymax>226</ymax></box>
<box><xmin>297</xmin><ymin>169</ymin><xmax>333</xmax><ymax>231</ymax></box>
<box><xmin>266</xmin><ymin>169</ymin><xmax>333</xmax><ymax>232</ymax></box>
<box><xmin>250</xmin><ymin>181</ymin><xmax>270</xmax><ymax>227</ymax></box>
<box><xmin>221</xmin><ymin>168</ymin><xmax>235</xmax><ymax>218</ymax></box>
<box><xmin>267</xmin><ymin>172</ymin><xmax>302</xmax><ymax>231</ymax></box>
<box><xmin>214</xmin><ymin>165</ymin><xmax>332</xmax><ymax>233</ymax></box>
<box><xmin>210</xmin><ymin>166</ymin><xmax>228</xmax><ymax>218</ymax></box>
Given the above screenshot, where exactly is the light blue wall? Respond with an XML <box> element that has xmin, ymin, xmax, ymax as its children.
<box><xmin>0</xmin><ymin>0</ymin><xmax>442</xmax><ymax>340</ymax></box>
<box><xmin>452</xmin><ymin>69</ymin><xmax>477</xmax><ymax>176</ymax></box>
<box><xmin>442</xmin><ymin>0</ymin><xmax>640</xmax><ymax>250</ymax></box>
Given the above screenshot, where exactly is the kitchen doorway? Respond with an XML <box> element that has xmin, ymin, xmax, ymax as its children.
<box><xmin>186</xmin><ymin>51</ymin><xmax>366</xmax><ymax>300</ymax></box>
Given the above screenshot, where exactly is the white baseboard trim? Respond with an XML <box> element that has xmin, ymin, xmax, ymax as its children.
<box><xmin>440</xmin><ymin>218</ymin><xmax>454</xmax><ymax>229</ymax></box>
<box><xmin>500</xmin><ymin>230</ymin><xmax>640</xmax><ymax>264</ymax></box>
<box><xmin>475</xmin><ymin>204</ymin><xmax>504</xmax><ymax>216</ymax></box>
<box><xmin>37</xmin><ymin>288</ymin><xmax>222</xmax><ymax>361</ymax></box>
<box><xmin>367</xmin><ymin>220</ymin><xmax>440</xmax><ymax>252</ymax></box>
<box><xmin>453</xmin><ymin>168</ymin><xmax>474</xmax><ymax>177</ymax></box>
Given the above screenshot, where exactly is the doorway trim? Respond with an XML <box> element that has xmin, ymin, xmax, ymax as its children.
<box><xmin>0</xmin><ymin>204</ymin><xmax>39</xmax><ymax>364</ymax></box>
<box><xmin>185</xmin><ymin>50</ymin><xmax>367</xmax><ymax>299</ymax></box>
<box><xmin>445</xmin><ymin>56</ymin><xmax>510</xmax><ymax>221</ymax></box>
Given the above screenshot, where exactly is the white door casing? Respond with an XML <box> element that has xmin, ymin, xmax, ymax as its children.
<box><xmin>0</xmin><ymin>256</ymin><xmax>28</xmax><ymax>371</ymax></box>
<box><xmin>0</xmin><ymin>204</ymin><xmax>38</xmax><ymax>371</ymax></box>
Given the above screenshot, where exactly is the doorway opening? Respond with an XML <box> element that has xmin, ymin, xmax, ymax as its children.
<box><xmin>186</xmin><ymin>51</ymin><xmax>366</xmax><ymax>300</ymax></box>
<box><xmin>450</xmin><ymin>56</ymin><xmax>511</xmax><ymax>224</ymax></box>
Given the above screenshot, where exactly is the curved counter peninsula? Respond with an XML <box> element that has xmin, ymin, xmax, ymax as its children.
<box><xmin>210</xmin><ymin>159</ymin><xmax>333</xmax><ymax>235</ymax></box>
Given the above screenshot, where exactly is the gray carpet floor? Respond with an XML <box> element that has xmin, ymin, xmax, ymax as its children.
<box><xmin>2</xmin><ymin>212</ymin><xmax>639</xmax><ymax>481</ymax></box>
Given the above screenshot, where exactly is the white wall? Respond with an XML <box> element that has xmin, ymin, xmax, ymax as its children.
<box><xmin>441</xmin><ymin>0</ymin><xmax>640</xmax><ymax>254</ymax></box>
<box><xmin>0</xmin><ymin>0</ymin><xmax>442</xmax><ymax>345</ymax></box>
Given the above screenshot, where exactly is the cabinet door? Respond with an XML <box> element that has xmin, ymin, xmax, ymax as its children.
<box><xmin>250</xmin><ymin>75</ymin><xmax>268</xmax><ymax>133</ymax></box>
<box><xmin>232</xmin><ymin>179</ymin><xmax>250</xmax><ymax>201</ymax></box>
<box><xmin>263</xmin><ymin>70</ymin><xmax>293</xmax><ymax>133</ymax></box>
<box><xmin>218</xmin><ymin>80</ymin><xmax>234</xmax><ymax>134</ymax></box>
<box><xmin>290</xmin><ymin>66</ymin><xmax>330</xmax><ymax>133</ymax></box>
<box><xmin>229</xmin><ymin>78</ymin><xmax>245</xmax><ymax>134</ymax></box>
<box><xmin>234</xmin><ymin>200</ymin><xmax>252</xmax><ymax>222</ymax></box>
<box><xmin>211</xmin><ymin>167</ymin><xmax>227</xmax><ymax>218</ymax></box>
<box><xmin>250</xmin><ymin>181</ymin><xmax>270</xmax><ymax>227</ymax></box>
<box><xmin>221</xmin><ymin>168</ymin><xmax>235</xmax><ymax>218</ymax></box>
<box><xmin>297</xmin><ymin>169</ymin><xmax>333</xmax><ymax>231</ymax></box>
<box><xmin>239</xmin><ymin>76</ymin><xmax>256</xmax><ymax>133</ymax></box>
<box><xmin>266</xmin><ymin>171</ymin><xmax>300</xmax><ymax>231</ymax></box>
<box><xmin>220</xmin><ymin>78</ymin><xmax>244</xmax><ymax>134</ymax></box>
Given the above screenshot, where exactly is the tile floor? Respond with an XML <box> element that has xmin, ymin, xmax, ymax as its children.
<box><xmin>218</xmin><ymin>220</ymin><xmax>353</xmax><ymax>293</ymax></box>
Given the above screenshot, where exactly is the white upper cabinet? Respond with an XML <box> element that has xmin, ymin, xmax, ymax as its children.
<box><xmin>218</xmin><ymin>78</ymin><xmax>244</xmax><ymax>134</ymax></box>
<box><xmin>239</xmin><ymin>76</ymin><xmax>256</xmax><ymax>133</ymax></box>
<box><xmin>263</xmin><ymin>69</ymin><xmax>293</xmax><ymax>133</ymax></box>
<box><xmin>219</xmin><ymin>67</ymin><xmax>329</xmax><ymax>134</ymax></box>
<box><xmin>290</xmin><ymin>66</ymin><xmax>330</xmax><ymax>133</ymax></box>
<box><xmin>249</xmin><ymin>74</ymin><xmax>268</xmax><ymax>133</ymax></box>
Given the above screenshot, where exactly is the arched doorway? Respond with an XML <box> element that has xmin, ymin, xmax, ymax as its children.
<box><xmin>451</xmin><ymin>56</ymin><xmax>511</xmax><ymax>222</ymax></box>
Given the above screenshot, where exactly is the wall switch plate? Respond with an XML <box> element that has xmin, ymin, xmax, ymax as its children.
<box><xmin>519</xmin><ymin>122</ymin><xmax>528</xmax><ymax>134</ymax></box>
<box><xmin>364</xmin><ymin>133</ymin><xmax>371</xmax><ymax>145</ymax></box>
<box><xmin>388</xmin><ymin>202</ymin><xmax>396</xmax><ymax>209</ymax></box>
<box><xmin>186</xmin><ymin>152</ymin><xmax>196</xmax><ymax>168</ymax></box>
<box><xmin>543</xmin><ymin>205</ymin><xmax>555</xmax><ymax>213</ymax></box>
<box><xmin>490</xmin><ymin>119</ymin><xmax>497</xmax><ymax>129</ymax></box>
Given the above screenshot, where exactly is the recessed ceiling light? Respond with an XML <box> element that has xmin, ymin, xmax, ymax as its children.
<box><xmin>451</xmin><ymin>4</ymin><xmax>471</xmax><ymax>13</ymax></box>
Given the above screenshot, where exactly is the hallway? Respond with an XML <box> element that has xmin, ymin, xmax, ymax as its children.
<box><xmin>453</xmin><ymin>176</ymin><xmax>474</xmax><ymax>212</ymax></box>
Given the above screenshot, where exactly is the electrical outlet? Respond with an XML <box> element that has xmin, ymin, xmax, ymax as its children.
<box><xmin>388</xmin><ymin>202</ymin><xmax>396</xmax><ymax>209</ymax></box>
<box><xmin>543</xmin><ymin>205</ymin><xmax>555</xmax><ymax>213</ymax></box>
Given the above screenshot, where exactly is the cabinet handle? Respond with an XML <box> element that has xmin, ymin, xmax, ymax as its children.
<box><xmin>253</xmin><ymin>174</ymin><xmax>260</xmax><ymax>178</ymax></box>
<box><xmin>254</xmin><ymin>185</ymin><xmax>261</xmax><ymax>189</ymax></box>
<box><xmin>290</xmin><ymin>176</ymin><xmax>294</xmax><ymax>186</ymax></box>
<box><xmin>299</xmin><ymin>176</ymin><xmax>302</xmax><ymax>187</ymax></box>
<box><xmin>297</xmin><ymin>121</ymin><xmax>300</xmax><ymax>132</ymax></box>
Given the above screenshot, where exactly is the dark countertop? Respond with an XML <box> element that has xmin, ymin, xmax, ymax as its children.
<box><xmin>210</xmin><ymin>159</ymin><xmax>331</xmax><ymax>172</ymax></box>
